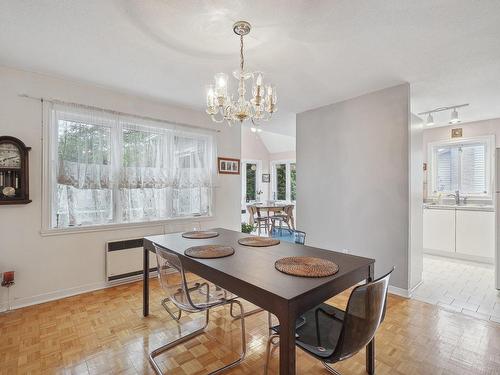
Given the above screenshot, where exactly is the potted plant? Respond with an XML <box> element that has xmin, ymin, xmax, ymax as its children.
<box><xmin>241</xmin><ymin>222</ymin><xmax>253</xmax><ymax>234</ymax></box>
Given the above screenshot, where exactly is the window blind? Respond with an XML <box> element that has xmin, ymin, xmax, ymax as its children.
<box><xmin>433</xmin><ymin>141</ymin><xmax>488</xmax><ymax>196</ymax></box>
<box><xmin>461</xmin><ymin>144</ymin><xmax>486</xmax><ymax>194</ymax></box>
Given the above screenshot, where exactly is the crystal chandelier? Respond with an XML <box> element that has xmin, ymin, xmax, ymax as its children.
<box><xmin>205</xmin><ymin>21</ymin><xmax>277</xmax><ymax>131</ymax></box>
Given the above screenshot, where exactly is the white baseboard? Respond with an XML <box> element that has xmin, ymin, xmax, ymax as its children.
<box><xmin>424</xmin><ymin>249</ymin><xmax>494</xmax><ymax>264</ymax></box>
<box><xmin>388</xmin><ymin>285</ymin><xmax>410</xmax><ymax>298</ymax></box>
<box><xmin>3</xmin><ymin>273</ymin><xmax>415</xmax><ymax>312</ymax></box>
<box><xmin>4</xmin><ymin>281</ymin><xmax>108</xmax><ymax>311</ymax></box>
<box><xmin>0</xmin><ymin>274</ymin><xmax>156</xmax><ymax>312</ymax></box>
<box><xmin>408</xmin><ymin>280</ymin><xmax>423</xmax><ymax>297</ymax></box>
<box><xmin>388</xmin><ymin>279</ymin><xmax>423</xmax><ymax>299</ymax></box>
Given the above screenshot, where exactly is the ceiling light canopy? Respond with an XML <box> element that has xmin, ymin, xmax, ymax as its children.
<box><xmin>205</xmin><ymin>21</ymin><xmax>277</xmax><ymax>129</ymax></box>
<box><xmin>418</xmin><ymin>104</ymin><xmax>468</xmax><ymax>126</ymax></box>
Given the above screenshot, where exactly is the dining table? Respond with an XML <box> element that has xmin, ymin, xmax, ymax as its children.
<box><xmin>143</xmin><ymin>228</ymin><xmax>376</xmax><ymax>375</ymax></box>
<box><xmin>249</xmin><ymin>201</ymin><xmax>292</xmax><ymax>216</ymax></box>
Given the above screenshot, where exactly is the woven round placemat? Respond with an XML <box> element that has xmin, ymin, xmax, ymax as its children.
<box><xmin>184</xmin><ymin>245</ymin><xmax>235</xmax><ymax>259</ymax></box>
<box><xmin>182</xmin><ymin>231</ymin><xmax>219</xmax><ymax>239</ymax></box>
<box><xmin>275</xmin><ymin>256</ymin><xmax>339</xmax><ymax>278</ymax></box>
<box><xmin>238</xmin><ymin>237</ymin><xmax>280</xmax><ymax>247</ymax></box>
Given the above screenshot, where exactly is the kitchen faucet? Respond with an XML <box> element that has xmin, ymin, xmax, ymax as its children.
<box><xmin>447</xmin><ymin>190</ymin><xmax>460</xmax><ymax>205</ymax></box>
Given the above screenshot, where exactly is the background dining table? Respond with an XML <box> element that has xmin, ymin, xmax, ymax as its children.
<box><xmin>248</xmin><ymin>201</ymin><xmax>293</xmax><ymax>220</ymax></box>
<box><xmin>143</xmin><ymin>228</ymin><xmax>376</xmax><ymax>375</ymax></box>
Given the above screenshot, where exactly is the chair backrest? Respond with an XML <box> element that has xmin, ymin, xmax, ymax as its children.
<box><xmin>332</xmin><ymin>268</ymin><xmax>393</xmax><ymax>361</ymax></box>
<box><xmin>246</xmin><ymin>205</ymin><xmax>255</xmax><ymax>225</ymax></box>
<box><xmin>270</xmin><ymin>228</ymin><xmax>306</xmax><ymax>245</ymax></box>
<box><xmin>154</xmin><ymin>244</ymin><xmax>201</xmax><ymax>311</ymax></box>
<box><xmin>284</xmin><ymin>205</ymin><xmax>294</xmax><ymax>218</ymax></box>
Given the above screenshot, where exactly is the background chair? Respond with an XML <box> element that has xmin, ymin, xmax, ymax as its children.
<box><xmin>247</xmin><ymin>205</ymin><xmax>269</xmax><ymax>235</ymax></box>
<box><xmin>270</xmin><ymin>228</ymin><xmax>306</xmax><ymax>245</ymax></box>
<box><xmin>270</xmin><ymin>204</ymin><xmax>295</xmax><ymax>231</ymax></box>
<box><xmin>265</xmin><ymin>268</ymin><xmax>394</xmax><ymax>375</ymax></box>
<box><xmin>151</xmin><ymin>244</ymin><xmax>247</xmax><ymax>375</ymax></box>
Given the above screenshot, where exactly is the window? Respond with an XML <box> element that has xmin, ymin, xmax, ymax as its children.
<box><xmin>429</xmin><ymin>136</ymin><xmax>493</xmax><ymax>197</ymax></box>
<box><xmin>47</xmin><ymin>103</ymin><xmax>216</xmax><ymax>229</ymax></box>
<box><xmin>245</xmin><ymin>163</ymin><xmax>257</xmax><ymax>201</ymax></box>
<box><xmin>271</xmin><ymin>160</ymin><xmax>296</xmax><ymax>202</ymax></box>
<box><xmin>241</xmin><ymin>160</ymin><xmax>261</xmax><ymax>209</ymax></box>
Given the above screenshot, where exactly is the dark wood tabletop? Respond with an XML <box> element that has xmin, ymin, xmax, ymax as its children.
<box><xmin>143</xmin><ymin>228</ymin><xmax>376</xmax><ymax>375</ymax></box>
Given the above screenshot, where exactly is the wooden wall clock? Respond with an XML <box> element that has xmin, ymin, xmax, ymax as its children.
<box><xmin>0</xmin><ymin>136</ymin><xmax>31</xmax><ymax>205</ymax></box>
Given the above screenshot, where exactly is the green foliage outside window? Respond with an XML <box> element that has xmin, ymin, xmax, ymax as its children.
<box><xmin>246</xmin><ymin>163</ymin><xmax>256</xmax><ymax>202</ymax></box>
<box><xmin>58</xmin><ymin>121</ymin><xmax>110</xmax><ymax>164</ymax></box>
<box><xmin>291</xmin><ymin>163</ymin><xmax>296</xmax><ymax>201</ymax></box>
<box><xmin>276</xmin><ymin>163</ymin><xmax>287</xmax><ymax>200</ymax></box>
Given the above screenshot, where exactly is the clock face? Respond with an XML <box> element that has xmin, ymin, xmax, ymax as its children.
<box><xmin>0</xmin><ymin>143</ymin><xmax>21</xmax><ymax>168</ymax></box>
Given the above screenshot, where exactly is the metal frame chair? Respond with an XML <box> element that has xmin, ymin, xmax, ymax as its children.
<box><xmin>264</xmin><ymin>268</ymin><xmax>394</xmax><ymax>375</ymax></box>
<box><xmin>151</xmin><ymin>244</ymin><xmax>247</xmax><ymax>375</ymax></box>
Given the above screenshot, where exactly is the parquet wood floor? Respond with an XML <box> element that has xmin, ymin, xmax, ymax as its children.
<box><xmin>1</xmin><ymin>279</ymin><xmax>500</xmax><ymax>375</ymax></box>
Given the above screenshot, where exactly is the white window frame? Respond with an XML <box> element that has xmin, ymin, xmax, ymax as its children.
<box><xmin>41</xmin><ymin>103</ymin><xmax>217</xmax><ymax>235</ymax></box>
<box><xmin>270</xmin><ymin>159</ymin><xmax>296</xmax><ymax>202</ymax></box>
<box><xmin>428</xmin><ymin>135</ymin><xmax>494</xmax><ymax>199</ymax></box>
<box><xmin>241</xmin><ymin>159</ymin><xmax>262</xmax><ymax>209</ymax></box>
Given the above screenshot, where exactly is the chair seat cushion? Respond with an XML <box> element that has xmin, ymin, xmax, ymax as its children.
<box><xmin>271</xmin><ymin>303</ymin><xmax>345</xmax><ymax>360</ymax></box>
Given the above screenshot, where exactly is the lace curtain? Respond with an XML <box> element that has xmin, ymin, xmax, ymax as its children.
<box><xmin>54</xmin><ymin>104</ymin><xmax>115</xmax><ymax>227</ymax></box>
<box><xmin>51</xmin><ymin>103</ymin><xmax>216</xmax><ymax>228</ymax></box>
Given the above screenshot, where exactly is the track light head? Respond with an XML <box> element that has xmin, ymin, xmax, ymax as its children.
<box><xmin>426</xmin><ymin>113</ymin><xmax>434</xmax><ymax>126</ymax></box>
<box><xmin>449</xmin><ymin>108</ymin><xmax>460</xmax><ymax>124</ymax></box>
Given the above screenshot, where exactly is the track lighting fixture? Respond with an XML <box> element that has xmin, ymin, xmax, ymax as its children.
<box><xmin>418</xmin><ymin>104</ymin><xmax>468</xmax><ymax>126</ymax></box>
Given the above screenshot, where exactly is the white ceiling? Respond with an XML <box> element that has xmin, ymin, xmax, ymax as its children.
<box><xmin>259</xmin><ymin>131</ymin><xmax>296</xmax><ymax>154</ymax></box>
<box><xmin>1</xmin><ymin>0</ymin><xmax>500</xmax><ymax>131</ymax></box>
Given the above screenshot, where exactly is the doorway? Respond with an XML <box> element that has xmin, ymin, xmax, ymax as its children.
<box><xmin>410</xmin><ymin>118</ymin><xmax>500</xmax><ymax>324</ymax></box>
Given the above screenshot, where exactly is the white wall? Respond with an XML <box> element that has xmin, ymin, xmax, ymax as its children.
<box><xmin>0</xmin><ymin>66</ymin><xmax>241</xmax><ymax>310</ymax></box>
<box><xmin>269</xmin><ymin>151</ymin><xmax>296</xmax><ymax>161</ymax></box>
<box><xmin>409</xmin><ymin>114</ymin><xmax>424</xmax><ymax>290</ymax></box>
<box><xmin>241</xmin><ymin>128</ymin><xmax>271</xmax><ymax>202</ymax></box>
<box><xmin>423</xmin><ymin>118</ymin><xmax>500</xmax><ymax>151</ymax></box>
<box><xmin>297</xmin><ymin>84</ymin><xmax>411</xmax><ymax>290</ymax></box>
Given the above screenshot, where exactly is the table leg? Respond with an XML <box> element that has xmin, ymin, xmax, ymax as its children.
<box><xmin>143</xmin><ymin>246</ymin><xmax>149</xmax><ymax>317</ymax></box>
<box><xmin>366</xmin><ymin>263</ymin><xmax>375</xmax><ymax>374</ymax></box>
<box><xmin>278</xmin><ymin>309</ymin><xmax>297</xmax><ymax>374</ymax></box>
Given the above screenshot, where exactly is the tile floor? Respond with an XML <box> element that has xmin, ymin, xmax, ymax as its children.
<box><xmin>412</xmin><ymin>254</ymin><xmax>500</xmax><ymax>324</ymax></box>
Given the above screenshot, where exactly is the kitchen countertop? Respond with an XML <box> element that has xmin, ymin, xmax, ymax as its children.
<box><xmin>423</xmin><ymin>202</ymin><xmax>494</xmax><ymax>212</ymax></box>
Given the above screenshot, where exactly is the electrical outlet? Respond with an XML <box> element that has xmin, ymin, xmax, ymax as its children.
<box><xmin>1</xmin><ymin>271</ymin><xmax>15</xmax><ymax>287</ymax></box>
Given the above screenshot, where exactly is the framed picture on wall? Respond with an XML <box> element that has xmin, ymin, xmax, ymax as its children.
<box><xmin>262</xmin><ymin>173</ymin><xmax>270</xmax><ymax>183</ymax></box>
<box><xmin>218</xmin><ymin>157</ymin><xmax>240</xmax><ymax>175</ymax></box>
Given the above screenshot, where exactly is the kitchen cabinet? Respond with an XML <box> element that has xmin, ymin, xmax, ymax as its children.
<box><xmin>455</xmin><ymin>210</ymin><xmax>495</xmax><ymax>258</ymax></box>
<box><xmin>423</xmin><ymin>208</ymin><xmax>495</xmax><ymax>261</ymax></box>
<box><xmin>423</xmin><ymin>209</ymin><xmax>455</xmax><ymax>252</ymax></box>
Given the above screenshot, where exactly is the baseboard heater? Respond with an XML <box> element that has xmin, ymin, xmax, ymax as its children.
<box><xmin>106</xmin><ymin>238</ymin><xmax>158</xmax><ymax>283</ymax></box>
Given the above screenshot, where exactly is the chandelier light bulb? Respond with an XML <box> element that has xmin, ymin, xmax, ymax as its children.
<box><xmin>256</xmin><ymin>73</ymin><xmax>263</xmax><ymax>86</ymax></box>
<box><xmin>206</xmin><ymin>85</ymin><xmax>215</xmax><ymax>107</ymax></box>
<box><xmin>250</xmin><ymin>127</ymin><xmax>257</xmax><ymax>132</ymax></box>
